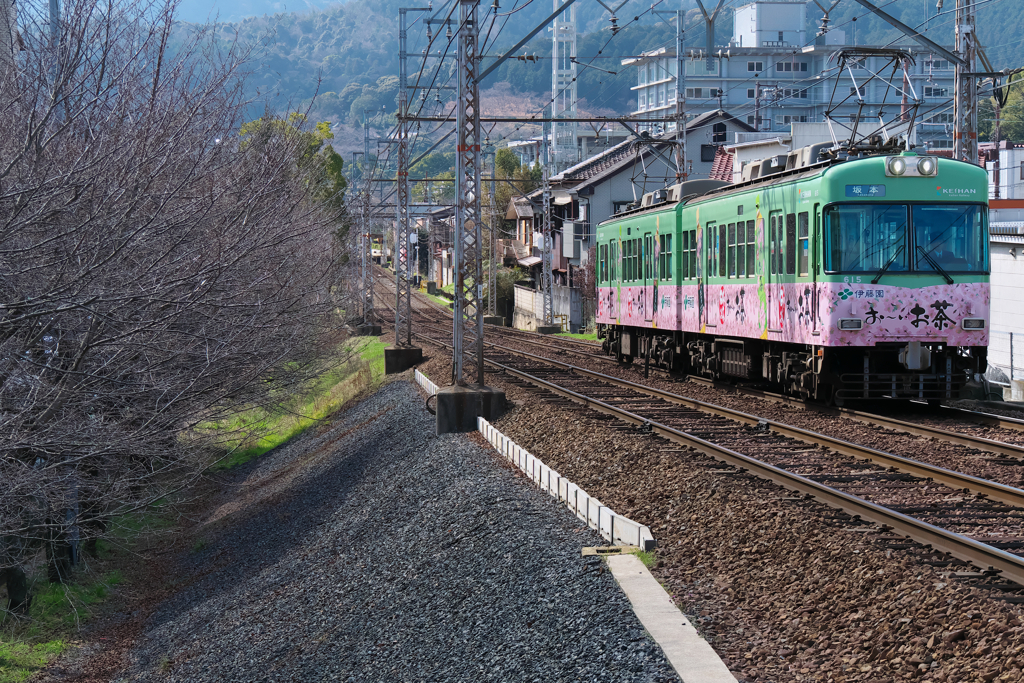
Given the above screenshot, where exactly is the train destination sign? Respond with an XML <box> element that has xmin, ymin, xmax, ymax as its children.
<box><xmin>845</xmin><ymin>184</ymin><xmax>886</xmax><ymax>197</ymax></box>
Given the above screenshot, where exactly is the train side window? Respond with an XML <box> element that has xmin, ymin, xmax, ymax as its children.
<box><xmin>735</xmin><ymin>223</ymin><xmax>745</xmax><ymax>277</ymax></box>
<box><xmin>689</xmin><ymin>230</ymin><xmax>697</xmax><ymax>279</ymax></box>
<box><xmin>611</xmin><ymin>240</ymin><xmax>618</xmax><ymax>282</ymax></box>
<box><xmin>599</xmin><ymin>244</ymin><xmax>608</xmax><ymax>283</ymax></box>
<box><xmin>629</xmin><ymin>239</ymin><xmax>636</xmax><ymax>281</ymax></box>
<box><xmin>645</xmin><ymin>234</ymin><xmax>655</xmax><ymax>280</ymax></box>
<box><xmin>719</xmin><ymin>224</ymin><xmax>727</xmax><ymax>277</ymax></box>
<box><xmin>727</xmin><ymin>223</ymin><xmax>737</xmax><ymax>277</ymax></box>
<box><xmin>769</xmin><ymin>215</ymin><xmax>778</xmax><ymax>274</ymax></box>
<box><xmin>630</xmin><ymin>239</ymin><xmax>638</xmax><ymax>282</ymax></box>
<box><xmin>706</xmin><ymin>222</ymin><xmax>717</xmax><ymax>278</ymax></box>
<box><xmin>746</xmin><ymin>220</ymin><xmax>756</xmax><ymax>276</ymax></box>
<box><xmin>797</xmin><ymin>212</ymin><xmax>809</xmax><ymax>276</ymax></box>
<box><xmin>659</xmin><ymin>234</ymin><xmax>672</xmax><ymax>279</ymax></box>
<box><xmin>634</xmin><ymin>238</ymin><xmax>639</xmax><ymax>281</ymax></box>
<box><xmin>634</xmin><ymin>238</ymin><xmax>641</xmax><ymax>281</ymax></box>
<box><xmin>785</xmin><ymin>213</ymin><xmax>797</xmax><ymax>275</ymax></box>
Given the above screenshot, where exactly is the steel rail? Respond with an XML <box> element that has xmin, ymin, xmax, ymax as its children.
<box><xmin>474</xmin><ymin>342</ymin><xmax>1024</xmax><ymax>509</ymax></box>
<box><xmin>688</xmin><ymin>376</ymin><xmax>1024</xmax><ymax>459</ymax></box>
<box><xmin>393</xmin><ymin>273</ymin><xmax>1024</xmax><ymax>453</ymax></box>
<box><xmin>413</xmin><ymin>330</ymin><xmax>1024</xmax><ymax>587</ymax></box>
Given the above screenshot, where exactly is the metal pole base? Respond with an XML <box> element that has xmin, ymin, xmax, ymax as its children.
<box><xmin>384</xmin><ymin>346</ymin><xmax>424</xmax><ymax>375</ymax></box>
<box><xmin>435</xmin><ymin>384</ymin><xmax>507</xmax><ymax>434</ymax></box>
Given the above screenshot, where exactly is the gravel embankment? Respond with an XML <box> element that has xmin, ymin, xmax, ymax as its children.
<box><xmin>412</xmin><ymin>335</ymin><xmax>1024</xmax><ymax>683</ymax></box>
<box><xmin>109</xmin><ymin>379</ymin><xmax>679</xmax><ymax>683</ymax></box>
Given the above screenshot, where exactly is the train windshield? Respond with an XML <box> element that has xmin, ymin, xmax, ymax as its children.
<box><xmin>912</xmin><ymin>205</ymin><xmax>989</xmax><ymax>273</ymax></box>
<box><xmin>825</xmin><ymin>203</ymin><xmax>989</xmax><ymax>275</ymax></box>
<box><xmin>825</xmin><ymin>204</ymin><xmax>908</xmax><ymax>273</ymax></box>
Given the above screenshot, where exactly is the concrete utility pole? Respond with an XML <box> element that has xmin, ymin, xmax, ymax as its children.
<box><xmin>385</xmin><ymin>6</ymin><xmax>429</xmax><ymax>374</ymax></box>
<box><xmin>674</xmin><ymin>9</ymin><xmax>687</xmax><ymax>181</ymax></box>
<box><xmin>541</xmin><ymin>119</ymin><xmax>555</xmax><ymax>328</ymax></box>
<box><xmin>485</xmin><ymin>147</ymin><xmax>499</xmax><ymax>320</ymax></box>
<box><xmin>551</xmin><ymin>0</ymin><xmax>578</xmax><ymax>173</ymax></box>
<box><xmin>953</xmin><ymin>0</ymin><xmax>978</xmax><ymax>164</ymax></box>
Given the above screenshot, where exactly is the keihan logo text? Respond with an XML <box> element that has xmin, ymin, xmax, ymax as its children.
<box><xmin>936</xmin><ymin>186</ymin><xmax>977</xmax><ymax>195</ymax></box>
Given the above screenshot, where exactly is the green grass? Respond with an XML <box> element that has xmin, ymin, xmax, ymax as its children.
<box><xmin>205</xmin><ymin>337</ymin><xmax>389</xmax><ymax>470</ymax></box>
<box><xmin>556</xmin><ymin>331</ymin><xmax>598</xmax><ymax>341</ymax></box>
<box><xmin>0</xmin><ymin>572</ymin><xmax>123</xmax><ymax>683</ymax></box>
<box><xmin>631</xmin><ymin>549</ymin><xmax>657</xmax><ymax>569</ymax></box>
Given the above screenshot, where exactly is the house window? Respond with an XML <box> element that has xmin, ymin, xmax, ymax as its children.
<box><xmin>747</xmin><ymin>115</ymin><xmax>756</xmax><ymax>125</ymax></box>
<box><xmin>926</xmin><ymin>112</ymin><xmax>954</xmax><ymax>124</ymax></box>
<box><xmin>639</xmin><ymin>93</ymin><xmax>647</xmax><ymax>110</ymax></box>
<box><xmin>747</xmin><ymin>88</ymin><xmax>756</xmax><ymax>99</ymax></box>
<box><xmin>701</xmin><ymin>144</ymin><xmax>717</xmax><ymax>162</ymax></box>
<box><xmin>925</xmin><ymin>59</ymin><xmax>951</xmax><ymax>70</ymax></box>
<box><xmin>712</xmin><ymin>122</ymin><xmax>727</xmax><ymax>143</ymax></box>
<box><xmin>924</xmin><ymin>86</ymin><xmax>948</xmax><ymax>97</ymax></box>
<box><xmin>1020</xmin><ymin>161</ymin><xmax>1024</xmax><ymax>181</ymax></box>
<box><xmin>685</xmin><ymin>87</ymin><xmax>704</xmax><ymax>98</ymax></box>
<box><xmin>747</xmin><ymin>61</ymin><xmax>763</xmax><ymax>72</ymax></box>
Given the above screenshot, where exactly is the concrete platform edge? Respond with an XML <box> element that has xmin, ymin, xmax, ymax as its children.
<box><xmin>607</xmin><ymin>555</ymin><xmax>738</xmax><ymax>683</ymax></box>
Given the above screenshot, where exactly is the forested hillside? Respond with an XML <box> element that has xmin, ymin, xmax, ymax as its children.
<box><xmin>197</xmin><ymin>0</ymin><xmax>1024</xmax><ymax>149</ymax></box>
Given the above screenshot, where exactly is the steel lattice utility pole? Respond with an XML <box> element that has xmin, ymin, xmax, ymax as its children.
<box><xmin>541</xmin><ymin>120</ymin><xmax>554</xmax><ymax>326</ymax></box>
<box><xmin>453</xmin><ymin>0</ymin><xmax>484</xmax><ymax>386</ymax></box>
<box><xmin>675</xmin><ymin>8</ymin><xmax>687</xmax><ymax>182</ymax></box>
<box><xmin>487</xmin><ymin>148</ymin><xmax>497</xmax><ymax>317</ymax></box>
<box><xmin>394</xmin><ymin>8</ymin><xmax>417</xmax><ymax>347</ymax></box>
<box><xmin>953</xmin><ymin>0</ymin><xmax>978</xmax><ymax>164</ymax></box>
<box><xmin>361</xmin><ymin>113</ymin><xmax>374</xmax><ymax>325</ymax></box>
<box><xmin>551</xmin><ymin>0</ymin><xmax>577</xmax><ymax>173</ymax></box>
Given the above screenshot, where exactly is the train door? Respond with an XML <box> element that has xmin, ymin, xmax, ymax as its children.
<box><xmin>768</xmin><ymin>211</ymin><xmax>783</xmax><ymax>331</ymax></box>
<box><xmin>643</xmin><ymin>232</ymin><xmax>655</xmax><ymax>321</ymax></box>
<box><xmin>704</xmin><ymin>222</ymin><xmax>718</xmax><ymax>328</ymax></box>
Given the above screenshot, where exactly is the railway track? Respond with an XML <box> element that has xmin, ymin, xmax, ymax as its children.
<box><xmin>409</xmin><ymin>324</ymin><xmax>1024</xmax><ymax>594</ymax></box>
<box><xmin>372</xmin><ymin>272</ymin><xmax>1024</xmax><ymax>462</ymax></box>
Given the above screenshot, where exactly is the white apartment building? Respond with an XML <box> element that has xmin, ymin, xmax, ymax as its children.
<box><xmin>622</xmin><ymin>0</ymin><xmax>956</xmax><ymax>150</ymax></box>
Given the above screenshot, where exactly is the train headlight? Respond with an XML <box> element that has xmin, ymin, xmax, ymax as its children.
<box><xmin>961</xmin><ymin>318</ymin><xmax>986</xmax><ymax>330</ymax></box>
<box><xmin>886</xmin><ymin>157</ymin><xmax>907</xmax><ymax>176</ymax></box>
<box><xmin>839</xmin><ymin>318</ymin><xmax>863</xmax><ymax>330</ymax></box>
<box><xmin>917</xmin><ymin>157</ymin><xmax>938</xmax><ymax>176</ymax></box>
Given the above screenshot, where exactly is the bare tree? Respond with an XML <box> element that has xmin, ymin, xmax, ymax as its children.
<box><xmin>0</xmin><ymin>0</ymin><xmax>350</xmax><ymax>610</ymax></box>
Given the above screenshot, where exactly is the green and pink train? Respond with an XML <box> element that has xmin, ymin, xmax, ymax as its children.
<box><xmin>595</xmin><ymin>148</ymin><xmax>989</xmax><ymax>402</ymax></box>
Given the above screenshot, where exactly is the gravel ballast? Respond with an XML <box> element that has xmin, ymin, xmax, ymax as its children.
<box><xmin>110</xmin><ymin>379</ymin><xmax>680</xmax><ymax>683</ymax></box>
<box><xmin>409</xmin><ymin>333</ymin><xmax>1024</xmax><ymax>683</ymax></box>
